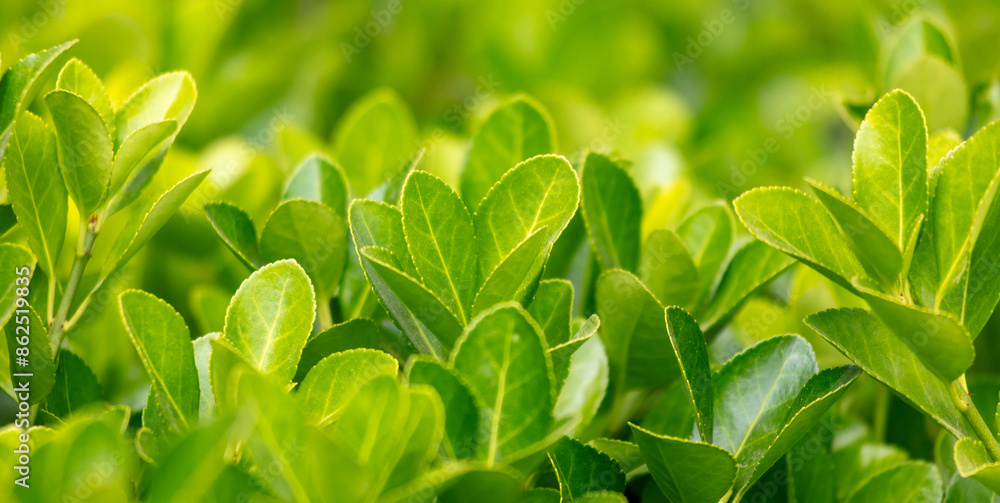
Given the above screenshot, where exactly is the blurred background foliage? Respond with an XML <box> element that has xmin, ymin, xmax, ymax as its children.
<box><xmin>1</xmin><ymin>0</ymin><xmax>999</xmax><ymax>435</ymax></box>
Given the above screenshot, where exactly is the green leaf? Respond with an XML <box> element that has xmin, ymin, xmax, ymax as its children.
<box><xmin>0</xmin><ymin>204</ymin><xmax>17</xmax><ymax>237</ymax></box>
<box><xmin>805</xmin><ymin>308</ymin><xmax>970</xmax><ymax>437</ymax></box>
<box><xmin>0</xmin><ymin>244</ymin><xmax>35</xmax><ymax>396</ymax></box>
<box><xmin>401</xmin><ymin>170</ymin><xmax>477</xmax><ymax>324</ymax></box>
<box><xmin>3</xmin><ymin>112</ymin><xmax>67</xmax><ymax>277</ymax></box>
<box><xmin>360</xmin><ymin>246</ymin><xmax>463</xmax><ymax>353</ymax></box>
<box><xmin>118</xmin><ymin>290</ymin><xmax>200</xmax><ymax>432</ymax></box>
<box><xmin>27</xmin><ymin>418</ymin><xmax>131</xmax><ymax>502</ymax></box>
<box><xmin>43</xmin><ymin>351</ymin><xmax>103</xmax><ymax>418</ymax></box>
<box><xmin>595</xmin><ymin>269</ymin><xmax>679</xmax><ymax>390</ymax></box>
<box><xmin>407</xmin><ymin>358</ymin><xmax>479</xmax><ymax>459</ymax></box>
<box><xmin>55</xmin><ymin>58</ymin><xmax>113</xmax><ymax>127</ymax></box>
<box><xmin>677</xmin><ymin>203</ymin><xmax>734</xmax><ymax>306</ymax></box>
<box><xmin>640</xmin><ymin>229</ymin><xmax>700</xmax><ymax>310</ymax></box>
<box><xmin>712</xmin><ymin>336</ymin><xmax>816</xmax><ymax>493</ymax></box>
<box><xmin>5</xmin><ymin>306</ymin><xmax>54</xmax><ymax>405</ymax></box>
<box><xmin>576</xmin><ymin>492</ymin><xmax>629</xmax><ymax>503</ymax></box>
<box><xmin>697</xmin><ymin>240</ymin><xmax>794</xmax><ymax>331</ymax></box>
<box><xmin>333</xmin><ymin>88</ymin><xmax>416</xmax><ymax>195</ymax></box>
<box><xmin>744</xmin><ymin>365</ymin><xmax>860</xmax><ymax>495</ymax></box>
<box><xmin>0</xmin><ymin>40</ymin><xmax>75</xmax><ymax>156</ymax></box>
<box><xmin>852</xmin><ymin>89</ymin><xmax>928</xmax><ymax>249</ymax></box>
<box><xmin>191</xmin><ymin>332</ymin><xmax>217</xmax><ymax>422</ymax></box>
<box><xmin>146</xmin><ymin>417</ymin><xmax>250</xmax><ymax>503</ymax></box>
<box><xmin>734</xmin><ymin>187</ymin><xmax>868</xmax><ymax>289</ymax></box>
<box><xmin>451</xmin><ymin>303</ymin><xmax>554</xmax><ymax>465</ymax></box>
<box><xmin>115</xmin><ymin>71</ymin><xmax>196</xmax><ymax>146</ymax></box>
<box><xmin>580</xmin><ymin>153</ymin><xmax>642</xmax><ymax>272</ymax></box>
<box><xmin>664</xmin><ymin>306</ymin><xmax>713</xmax><ymax>443</ymax></box>
<box><xmin>207</xmin><ymin>337</ymin><xmax>250</xmax><ymax>415</ymax></box>
<box><xmin>349</xmin><ymin>199</ymin><xmax>418</xmax><ymax>277</ymax></box>
<box><xmin>471</xmin><ymin>227</ymin><xmax>549</xmax><ymax>315</ymax></box>
<box><xmin>297</xmin><ymin>348</ymin><xmax>398</xmax><ymax>425</ymax></box>
<box><xmin>222</xmin><ymin>259</ymin><xmax>316</xmax><ymax>383</ymax></box>
<box><xmin>103</xmin><ymin>170</ymin><xmax>211</xmax><ymax>276</ymax></box>
<box><xmin>295</xmin><ymin>318</ymin><xmax>382</xmax><ymax>382</ymax></box>
<box><xmin>528</xmin><ymin>279</ymin><xmax>573</xmax><ymax>350</ymax></box>
<box><xmin>853</xmin><ymin>286</ymin><xmax>974</xmax><ymax>381</ymax></box>
<box><xmin>553</xmin><ymin>336</ymin><xmax>608</xmax><ymax>435</ymax></box>
<box><xmin>283</xmin><ymin>154</ymin><xmax>350</xmax><ymax>218</ymax></box>
<box><xmin>641</xmin><ymin>380</ymin><xmax>695</xmax><ymax>438</ymax></box>
<box><xmin>913</xmin><ymin>119</ymin><xmax>1000</xmax><ymax>337</ymax></box>
<box><xmin>548</xmin><ymin>436</ymin><xmax>625</xmax><ymax>500</ymax></box>
<box><xmin>385</xmin><ymin>385</ymin><xmax>447</xmax><ymax>491</ymax></box>
<box><xmin>109</xmin><ymin>120</ymin><xmax>177</xmax><ymax>199</ymax></box>
<box><xmin>807</xmin><ymin>178</ymin><xmax>902</xmax><ymax>289</ymax></box>
<box><xmin>474</xmin><ymin>154</ymin><xmax>579</xmax><ymax>287</ymax></box>
<box><xmin>846</xmin><ymin>462</ymin><xmax>943</xmax><ymax>503</ymax></box>
<box><xmin>630</xmin><ymin>424</ymin><xmax>737</xmax><ymax>503</ymax></box>
<box><xmin>436</xmin><ymin>468</ymin><xmax>524</xmax><ymax>503</ymax></box>
<box><xmin>526</xmin><ymin>488</ymin><xmax>561</xmax><ymax>503</ymax></box>
<box><xmin>551</xmin><ymin>313</ymin><xmax>599</xmax><ymax>391</ymax></box>
<box><xmin>204</xmin><ymin>201</ymin><xmax>263</xmax><ymax>269</ymax></box>
<box><xmin>588</xmin><ymin>439</ymin><xmax>644</xmax><ymax>477</ymax></box>
<box><xmin>260</xmin><ymin>199</ymin><xmax>348</xmax><ymax>299</ymax></box>
<box><xmin>944</xmin><ymin>477</ymin><xmax>1000</xmax><ymax>503</ymax></box>
<box><xmin>461</xmin><ymin>96</ymin><xmax>555</xmax><ymax>210</ymax></box>
<box><xmin>786</xmin><ymin>429</ymin><xmax>834</xmax><ymax>503</ymax></box>
<box><xmin>955</xmin><ymin>438</ymin><xmax>1000</xmax><ymax>498</ymax></box>
<box><xmin>45</xmin><ymin>89</ymin><xmax>114</xmax><ymax>216</ymax></box>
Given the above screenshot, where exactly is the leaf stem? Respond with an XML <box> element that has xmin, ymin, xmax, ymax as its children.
<box><xmin>950</xmin><ymin>377</ymin><xmax>1000</xmax><ymax>461</ymax></box>
<box><xmin>317</xmin><ymin>296</ymin><xmax>334</xmax><ymax>331</ymax></box>
<box><xmin>49</xmin><ymin>217</ymin><xmax>97</xmax><ymax>360</ymax></box>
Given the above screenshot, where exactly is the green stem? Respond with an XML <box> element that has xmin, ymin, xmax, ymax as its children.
<box><xmin>49</xmin><ymin>218</ymin><xmax>97</xmax><ymax>360</ymax></box>
<box><xmin>873</xmin><ymin>385</ymin><xmax>889</xmax><ymax>443</ymax></box>
<box><xmin>317</xmin><ymin>296</ymin><xmax>334</xmax><ymax>331</ymax></box>
<box><xmin>951</xmin><ymin>377</ymin><xmax>1000</xmax><ymax>461</ymax></box>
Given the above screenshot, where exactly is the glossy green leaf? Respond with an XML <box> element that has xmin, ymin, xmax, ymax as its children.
<box><xmin>588</xmin><ymin>439</ymin><xmax>644</xmax><ymax>477</ymax></box>
<box><xmin>360</xmin><ymin>245</ymin><xmax>464</xmax><ymax>352</ymax></box>
<box><xmin>548</xmin><ymin>436</ymin><xmax>625</xmax><ymax>500</ymax></box>
<box><xmin>118</xmin><ymin>290</ymin><xmax>200</xmax><ymax>432</ymax></box>
<box><xmin>853</xmin><ymin>285</ymin><xmax>974</xmax><ymax>381</ymax></box>
<box><xmin>677</xmin><ymin>203</ymin><xmax>734</xmax><ymax>306</ymax></box>
<box><xmin>698</xmin><ymin>240</ymin><xmax>794</xmax><ymax>331</ymax></box>
<box><xmin>553</xmin><ymin>336</ymin><xmax>608</xmax><ymax>435</ymax></box>
<box><xmin>0</xmin><ymin>244</ymin><xmax>35</xmax><ymax>396</ymax></box>
<box><xmin>5</xmin><ymin>306</ymin><xmax>54</xmax><ymax>405</ymax></box>
<box><xmin>595</xmin><ymin>269</ymin><xmax>679</xmax><ymax>390</ymax></box>
<box><xmin>852</xmin><ymin>89</ymin><xmax>928</xmax><ymax>249</ymax></box>
<box><xmin>713</xmin><ymin>336</ymin><xmax>816</xmax><ymax>493</ymax></box>
<box><xmin>665</xmin><ymin>306</ymin><xmax>713</xmax><ymax>443</ymax></box>
<box><xmin>955</xmin><ymin>438</ymin><xmax>1000</xmax><ymax>498</ymax></box>
<box><xmin>807</xmin><ymin>178</ymin><xmax>902</xmax><ymax>289</ymax></box>
<box><xmin>297</xmin><ymin>348</ymin><xmax>398</xmax><ymax>425</ymax></box>
<box><xmin>805</xmin><ymin>308</ymin><xmax>969</xmax><ymax>437</ymax></box>
<box><xmin>55</xmin><ymin>58</ymin><xmax>113</xmax><ymax>127</ymax></box>
<box><xmin>640</xmin><ymin>229</ymin><xmax>700</xmax><ymax>311</ymax></box>
<box><xmin>333</xmin><ymin>88</ymin><xmax>416</xmax><ymax>195</ymax></box>
<box><xmin>735</xmin><ymin>187</ymin><xmax>868</xmax><ymax>288</ymax></box>
<box><xmin>191</xmin><ymin>332</ymin><xmax>217</xmax><ymax>422</ymax></box>
<box><xmin>115</xmin><ymin>71</ymin><xmax>197</xmax><ymax>146</ymax></box>
<box><xmin>407</xmin><ymin>358</ymin><xmax>479</xmax><ymax>460</ymax></box>
<box><xmin>551</xmin><ymin>314</ymin><xmax>600</xmax><ymax>392</ymax></box>
<box><xmin>104</xmin><ymin>170</ymin><xmax>211</xmax><ymax>276</ymax></box>
<box><xmin>260</xmin><ymin>199</ymin><xmax>347</xmax><ymax>299</ymax></box>
<box><xmin>451</xmin><ymin>303</ymin><xmax>553</xmax><ymax>465</ymax></box>
<box><xmin>744</xmin><ymin>365</ymin><xmax>860</xmax><ymax>495</ymax></box>
<box><xmin>528</xmin><ymin>279</ymin><xmax>573</xmax><ymax>349</ymax></box>
<box><xmin>580</xmin><ymin>152</ymin><xmax>642</xmax><ymax>272</ymax></box>
<box><xmin>471</xmin><ymin>227</ymin><xmax>549</xmax><ymax>315</ymax></box>
<box><xmin>630</xmin><ymin>424</ymin><xmax>737</xmax><ymax>503</ymax></box>
<box><xmin>401</xmin><ymin>170</ymin><xmax>477</xmax><ymax>324</ymax></box>
<box><xmin>474</xmin><ymin>154</ymin><xmax>579</xmax><ymax>285</ymax></box>
<box><xmin>222</xmin><ymin>259</ymin><xmax>316</xmax><ymax>383</ymax></box>
<box><xmin>204</xmin><ymin>201</ymin><xmax>262</xmax><ymax>269</ymax></box>
<box><xmin>43</xmin><ymin>351</ymin><xmax>102</xmax><ymax>418</ymax></box>
<box><xmin>0</xmin><ymin>41</ymin><xmax>75</xmax><ymax>156</ymax></box>
<box><xmin>461</xmin><ymin>96</ymin><xmax>555</xmax><ymax>209</ymax></box>
<box><xmin>295</xmin><ymin>318</ymin><xmax>382</xmax><ymax>382</ymax></box>
<box><xmin>109</xmin><ymin>120</ymin><xmax>177</xmax><ymax>199</ymax></box>
<box><xmin>45</xmin><ymin>89</ymin><xmax>113</xmax><ymax>216</ymax></box>
<box><xmin>3</xmin><ymin>112</ymin><xmax>67</xmax><ymax>277</ymax></box>
<box><xmin>847</xmin><ymin>462</ymin><xmax>943</xmax><ymax>503</ymax></box>
<box><xmin>283</xmin><ymin>154</ymin><xmax>350</xmax><ymax>218</ymax></box>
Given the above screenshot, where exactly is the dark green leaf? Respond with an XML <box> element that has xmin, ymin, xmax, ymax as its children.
<box><xmin>580</xmin><ymin>153</ymin><xmax>642</xmax><ymax>272</ymax></box>
<box><xmin>5</xmin><ymin>306</ymin><xmax>54</xmax><ymax>405</ymax></box>
<box><xmin>639</xmin><ymin>229</ymin><xmax>699</xmax><ymax>310</ymax></box>
<box><xmin>548</xmin><ymin>436</ymin><xmax>625</xmax><ymax>500</ymax></box>
<box><xmin>43</xmin><ymin>351</ymin><xmax>102</xmax><ymax>418</ymax></box>
<box><xmin>407</xmin><ymin>358</ymin><xmax>479</xmax><ymax>460</ymax></box>
<box><xmin>630</xmin><ymin>424</ymin><xmax>737</xmax><ymax>503</ymax></box>
<box><xmin>260</xmin><ymin>198</ymin><xmax>348</xmax><ymax>299</ymax></box>
<box><xmin>204</xmin><ymin>201</ymin><xmax>263</xmax><ymax>269</ymax></box>
<box><xmin>697</xmin><ymin>240</ymin><xmax>793</xmax><ymax>331</ymax></box>
<box><xmin>295</xmin><ymin>318</ymin><xmax>382</xmax><ymax>382</ymax></box>
<box><xmin>665</xmin><ymin>306</ymin><xmax>713</xmax><ymax>443</ymax></box>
